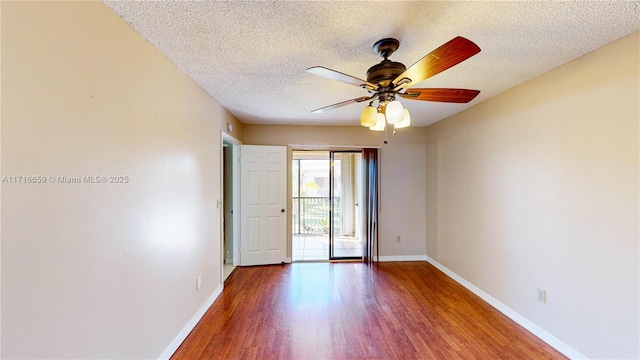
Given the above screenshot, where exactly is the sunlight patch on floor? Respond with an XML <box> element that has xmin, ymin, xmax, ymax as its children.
<box><xmin>292</xmin><ymin>235</ymin><xmax>362</xmax><ymax>261</ymax></box>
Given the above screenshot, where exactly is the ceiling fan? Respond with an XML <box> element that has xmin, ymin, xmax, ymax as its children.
<box><xmin>307</xmin><ymin>36</ymin><xmax>481</xmax><ymax>130</ymax></box>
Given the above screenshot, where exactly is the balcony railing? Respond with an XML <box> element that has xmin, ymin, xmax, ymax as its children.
<box><xmin>292</xmin><ymin>196</ymin><xmax>341</xmax><ymax>235</ymax></box>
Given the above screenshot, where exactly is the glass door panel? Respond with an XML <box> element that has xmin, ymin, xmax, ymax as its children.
<box><xmin>292</xmin><ymin>151</ymin><xmax>330</xmax><ymax>261</ymax></box>
<box><xmin>330</xmin><ymin>151</ymin><xmax>363</xmax><ymax>259</ymax></box>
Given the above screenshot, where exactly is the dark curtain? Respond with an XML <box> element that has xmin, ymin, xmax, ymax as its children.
<box><xmin>362</xmin><ymin>148</ymin><xmax>379</xmax><ymax>264</ymax></box>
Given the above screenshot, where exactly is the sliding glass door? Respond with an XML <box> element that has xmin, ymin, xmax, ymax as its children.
<box><xmin>291</xmin><ymin>150</ymin><xmax>366</xmax><ymax>262</ymax></box>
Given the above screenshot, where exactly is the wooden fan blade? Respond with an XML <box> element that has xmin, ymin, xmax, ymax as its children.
<box><xmin>392</xmin><ymin>37</ymin><xmax>481</xmax><ymax>90</ymax></box>
<box><xmin>311</xmin><ymin>96</ymin><xmax>371</xmax><ymax>113</ymax></box>
<box><xmin>307</xmin><ymin>66</ymin><xmax>377</xmax><ymax>90</ymax></box>
<box><xmin>401</xmin><ymin>88</ymin><xmax>480</xmax><ymax>103</ymax></box>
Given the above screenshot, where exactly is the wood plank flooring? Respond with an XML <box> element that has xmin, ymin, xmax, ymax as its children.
<box><xmin>171</xmin><ymin>262</ymin><xmax>567</xmax><ymax>359</ymax></box>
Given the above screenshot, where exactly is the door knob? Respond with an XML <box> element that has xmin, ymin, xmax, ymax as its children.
<box><xmin>281</xmin><ymin>209</ymin><xmax>286</xmax><ymax>213</ymax></box>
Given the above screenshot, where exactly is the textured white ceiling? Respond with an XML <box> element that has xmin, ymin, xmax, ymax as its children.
<box><xmin>104</xmin><ymin>1</ymin><xmax>639</xmax><ymax>127</ymax></box>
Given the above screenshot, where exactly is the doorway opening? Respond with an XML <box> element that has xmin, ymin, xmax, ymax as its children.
<box><xmin>292</xmin><ymin>150</ymin><xmax>363</xmax><ymax>261</ymax></box>
<box><xmin>222</xmin><ymin>135</ymin><xmax>240</xmax><ymax>280</ymax></box>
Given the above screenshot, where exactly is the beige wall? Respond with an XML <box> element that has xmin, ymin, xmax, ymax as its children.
<box><xmin>244</xmin><ymin>125</ymin><xmax>428</xmax><ymax>258</ymax></box>
<box><xmin>425</xmin><ymin>32</ymin><xmax>639</xmax><ymax>359</ymax></box>
<box><xmin>1</xmin><ymin>2</ymin><xmax>242</xmax><ymax>358</ymax></box>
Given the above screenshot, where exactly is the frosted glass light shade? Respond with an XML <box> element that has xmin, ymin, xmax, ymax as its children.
<box><xmin>385</xmin><ymin>100</ymin><xmax>404</xmax><ymax>124</ymax></box>
<box><xmin>360</xmin><ymin>105</ymin><xmax>377</xmax><ymax>127</ymax></box>
<box><xmin>394</xmin><ymin>109</ymin><xmax>411</xmax><ymax>129</ymax></box>
<box><xmin>370</xmin><ymin>113</ymin><xmax>386</xmax><ymax>131</ymax></box>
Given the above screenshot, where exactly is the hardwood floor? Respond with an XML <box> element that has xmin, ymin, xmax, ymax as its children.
<box><xmin>172</xmin><ymin>262</ymin><xmax>567</xmax><ymax>359</ymax></box>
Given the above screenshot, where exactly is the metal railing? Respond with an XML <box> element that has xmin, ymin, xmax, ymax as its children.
<box><xmin>292</xmin><ymin>197</ymin><xmax>340</xmax><ymax>235</ymax></box>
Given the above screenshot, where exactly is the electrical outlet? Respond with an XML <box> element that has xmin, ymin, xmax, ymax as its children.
<box><xmin>196</xmin><ymin>276</ymin><xmax>202</xmax><ymax>290</ymax></box>
<box><xmin>396</xmin><ymin>236</ymin><xmax>401</xmax><ymax>243</ymax></box>
<box><xmin>536</xmin><ymin>288</ymin><xmax>546</xmax><ymax>303</ymax></box>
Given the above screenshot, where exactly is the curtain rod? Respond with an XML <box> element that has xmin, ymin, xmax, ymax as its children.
<box><xmin>288</xmin><ymin>144</ymin><xmax>382</xmax><ymax>150</ymax></box>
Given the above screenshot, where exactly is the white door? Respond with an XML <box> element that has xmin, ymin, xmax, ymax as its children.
<box><xmin>240</xmin><ymin>145</ymin><xmax>287</xmax><ymax>266</ymax></box>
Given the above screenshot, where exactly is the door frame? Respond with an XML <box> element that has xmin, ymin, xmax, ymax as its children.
<box><xmin>221</xmin><ymin>132</ymin><xmax>241</xmax><ymax>279</ymax></box>
<box><xmin>290</xmin><ymin>145</ymin><xmax>373</xmax><ymax>262</ymax></box>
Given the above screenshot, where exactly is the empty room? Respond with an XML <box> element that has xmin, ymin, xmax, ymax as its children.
<box><xmin>2</xmin><ymin>2</ymin><xmax>638</xmax><ymax>359</ymax></box>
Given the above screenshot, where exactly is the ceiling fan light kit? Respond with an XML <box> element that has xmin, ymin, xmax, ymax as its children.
<box><xmin>308</xmin><ymin>36</ymin><xmax>482</xmax><ymax>132</ymax></box>
<box><xmin>361</xmin><ymin>101</ymin><xmax>411</xmax><ymax>131</ymax></box>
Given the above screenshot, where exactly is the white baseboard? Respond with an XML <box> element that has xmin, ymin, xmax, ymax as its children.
<box><xmin>159</xmin><ymin>285</ymin><xmax>223</xmax><ymax>360</ymax></box>
<box><xmin>424</xmin><ymin>256</ymin><xmax>586</xmax><ymax>360</ymax></box>
<box><xmin>377</xmin><ymin>255</ymin><xmax>428</xmax><ymax>262</ymax></box>
<box><xmin>286</xmin><ymin>257</ymin><xmax>292</xmax><ymax>263</ymax></box>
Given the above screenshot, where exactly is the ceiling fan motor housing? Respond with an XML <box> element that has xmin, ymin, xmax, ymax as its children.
<box><xmin>367</xmin><ymin>60</ymin><xmax>406</xmax><ymax>88</ymax></box>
